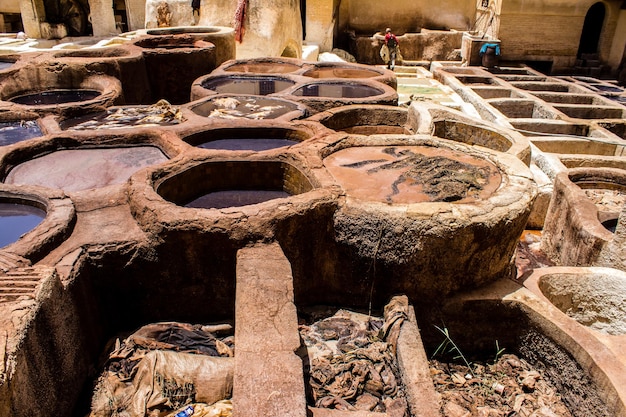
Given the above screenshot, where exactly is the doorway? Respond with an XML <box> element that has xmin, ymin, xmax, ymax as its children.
<box><xmin>577</xmin><ymin>2</ymin><xmax>605</xmax><ymax>58</ymax></box>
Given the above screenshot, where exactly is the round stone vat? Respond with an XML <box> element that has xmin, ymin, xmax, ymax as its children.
<box><xmin>0</xmin><ymin>113</ymin><xmax>44</xmax><ymax>146</ymax></box>
<box><xmin>157</xmin><ymin>160</ymin><xmax>313</xmax><ymax>209</ymax></box>
<box><xmin>133</xmin><ymin>33</ymin><xmax>218</xmax><ymax>104</ymax></box>
<box><xmin>183</xmin><ymin>125</ymin><xmax>313</xmax><ymax>152</ymax></box>
<box><xmin>51</xmin><ymin>45</ymin><xmax>151</xmax><ymax>104</ymax></box>
<box><xmin>0</xmin><ymin>72</ymin><xmax>122</xmax><ymax>116</ymax></box>
<box><xmin>409</xmin><ymin>102</ymin><xmax>532</xmax><ymax>165</ymax></box>
<box><xmin>0</xmin><ymin>185</ymin><xmax>74</xmax><ymax>261</ymax></box>
<box><xmin>191</xmin><ymin>74</ymin><xmax>297</xmax><ymax>101</ymax></box>
<box><xmin>307</xmin><ymin>104</ymin><xmax>411</xmax><ymax>135</ymax></box>
<box><xmin>144</xmin><ymin>26</ymin><xmax>235</xmax><ymax>67</ymax></box>
<box><xmin>187</xmin><ymin>94</ymin><xmax>308</xmax><ymax>121</ymax></box>
<box><xmin>298</xmin><ymin>135</ymin><xmax>537</xmax><ymax>304</ymax></box>
<box><xmin>541</xmin><ymin>167</ymin><xmax>626</xmax><ymax>267</ymax></box>
<box><xmin>283</xmin><ymin>80</ymin><xmax>398</xmax><ymax>113</ymax></box>
<box><xmin>9</xmin><ymin>89</ymin><xmax>101</xmax><ymax>105</ymax></box>
<box><xmin>220</xmin><ymin>57</ymin><xmax>303</xmax><ymax>74</ymax></box>
<box><xmin>1</xmin><ymin>132</ymin><xmax>175</xmax><ymax>193</ymax></box>
<box><xmin>538</xmin><ymin>269</ymin><xmax>626</xmax><ymax>335</ymax></box>
<box><xmin>425</xmin><ymin>279</ymin><xmax>626</xmax><ymax>417</ymax></box>
<box><xmin>301</xmin><ymin>62</ymin><xmax>396</xmax><ymax>89</ymax></box>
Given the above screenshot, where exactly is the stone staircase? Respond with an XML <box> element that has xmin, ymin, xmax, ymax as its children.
<box><xmin>574</xmin><ymin>53</ymin><xmax>610</xmax><ymax>78</ymax></box>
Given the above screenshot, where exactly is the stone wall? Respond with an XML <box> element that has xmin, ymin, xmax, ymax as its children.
<box><xmin>195</xmin><ymin>0</ymin><xmax>302</xmax><ymax>59</ymax></box>
<box><xmin>497</xmin><ymin>0</ymin><xmax>622</xmax><ymax>73</ymax></box>
<box><xmin>338</xmin><ymin>0</ymin><xmax>475</xmax><ymax>35</ymax></box>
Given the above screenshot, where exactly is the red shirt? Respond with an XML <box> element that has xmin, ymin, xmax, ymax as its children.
<box><xmin>385</xmin><ymin>33</ymin><xmax>398</xmax><ymax>47</ymax></box>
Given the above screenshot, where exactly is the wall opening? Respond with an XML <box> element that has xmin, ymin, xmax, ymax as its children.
<box><xmin>577</xmin><ymin>2</ymin><xmax>605</xmax><ymax>58</ymax></box>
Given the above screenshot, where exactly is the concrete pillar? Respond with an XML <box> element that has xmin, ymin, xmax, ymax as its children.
<box><xmin>89</xmin><ymin>0</ymin><xmax>117</xmax><ymax>36</ymax></box>
<box><xmin>18</xmin><ymin>0</ymin><xmax>44</xmax><ymax>38</ymax></box>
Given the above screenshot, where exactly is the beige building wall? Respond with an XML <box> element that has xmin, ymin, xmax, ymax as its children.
<box><xmin>195</xmin><ymin>0</ymin><xmax>302</xmax><ymax>59</ymax></box>
<box><xmin>608</xmin><ymin>9</ymin><xmax>626</xmax><ymax>70</ymax></box>
<box><xmin>1</xmin><ymin>0</ymin><xmax>21</xmax><ymax>14</ymax></box>
<box><xmin>339</xmin><ymin>0</ymin><xmax>475</xmax><ymax>34</ymax></box>
<box><xmin>497</xmin><ymin>0</ymin><xmax>622</xmax><ymax>72</ymax></box>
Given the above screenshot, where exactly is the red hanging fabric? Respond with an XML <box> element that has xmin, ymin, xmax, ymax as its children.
<box><xmin>234</xmin><ymin>0</ymin><xmax>247</xmax><ymax>43</ymax></box>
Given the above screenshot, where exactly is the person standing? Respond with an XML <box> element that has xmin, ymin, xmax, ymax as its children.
<box><xmin>384</xmin><ymin>28</ymin><xmax>399</xmax><ymax>70</ymax></box>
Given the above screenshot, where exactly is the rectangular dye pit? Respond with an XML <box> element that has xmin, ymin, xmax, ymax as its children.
<box><xmin>531</xmin><ymin>92</ymin><xmax>615</xmax><ymax>106</ymax></box>
<box><xmin>510</xmin><ymin>82</ymin><xmax>591</xmax><ymax>94</ymax></box>
<box><xmin>552</xmin><ymin>104</ymin><xmax>626</xmax><ymax>120</ymax></box>
<box><xmin>531</xmin><ymin>138</ymin><xmax>624</xmax><ymax>156</ymax></box>
<box><xmin>488</xmin><ymin>98</ymin><xmax>560</xmax><ymax>119</ymax></box>
<box><xmin>454</xmin><ymin>75</ymin><xmax>499</xmax><ymax>86</ymax></box>
<box><xmin>508</xmin><ymin>120</ymin><xmax>590</xmax><ymax>136</ymax></box>
<box><xmin>471</xmin><ymin>86</ymin><xmax>524</xmax><ymax>99</ymax></box>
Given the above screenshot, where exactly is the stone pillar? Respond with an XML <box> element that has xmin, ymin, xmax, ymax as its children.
<box><xmin>233</xmin><ymin>242</ymin><xmax>306</xmax><ymax>417</ymax></box>
<box><xmin>88</xmin><ymin>0</ymin><xmax>117</xmax><ymax>36</ymax></box>
<box><xmin>18</xmin><ymin>0</ymin><xmax>45</xmax><ymax>38</ymax></box>
<box><xmin>305</xmin><ymin>0</ymin><xmax>334</xmax><ymax>52</ymax></box>
<box><xmin>125</xmin><ymin>0</ymin><xmax>146</xmax><ymax>31</ymax></box>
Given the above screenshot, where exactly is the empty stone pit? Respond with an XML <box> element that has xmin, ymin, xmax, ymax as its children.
<box><xmin>471</xmin><ymin>86</ymin><xmax>523</xmax><ymax>99</ymax></box>
<box><xmin>551</xmin><ymin>103</ymin><xmax>626</xmax><ymax>120</ymax></box>
<box><xmin>487</xmin><ymin>98</ymin><xmax>561</xmax><ymax>120</ymax></box>
<box><xmin>307</xmin><ymin>104</ymin><xmax>412</xmax><ymax>135</ymax></box>
<box><xmin>538</xmin><ymin>269</ymin><xmax>626</xmax><ymax>336</ymax></box>
<box><xmin>510</xmin><ymin>81</ymin><xmax>590</xmax><ymax>94</ymax></box>
<box><xmin>409</xmin><ymin>103</ymin><xmax>531</xmax><ymax>164</ymax></box>
<box><xmin>157</xmin><ymin>160</ymin><xmax>312</xmax><ymax>210</ymax></box>
<box><xmin>541</xmin><ymin>167</ymin><xmax>626</xmax><ymax>267</ymax></box>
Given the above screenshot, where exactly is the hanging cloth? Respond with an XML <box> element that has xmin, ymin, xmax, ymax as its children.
<box><xmin>234</xmin><ymin>0</ymin><xmax>247</xmax><ymax>43</ymax></box>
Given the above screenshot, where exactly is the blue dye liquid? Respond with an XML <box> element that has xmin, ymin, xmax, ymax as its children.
<box><xmin>185</xmin><ymin>190</ymin><xmax>290</xmax><ymax>209</ymax></box>
<box><xmin>0</xmin><ymin>121</ymin><xmax>43</xmax><ymax>146</ymax></box>
<box><xmin>0</xmin><ymin>203</ymin><xmax>46</xmax><ymax>248</ymax></box>
<box><xmin>198</xmin><ymin>138</ymin><xmax>298</xmax><ymax>151</ymax></box>
<box><xmin>10</xmin><ymin>89</ymin><xmax>100</xmax><ymax>105</ymax></box>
